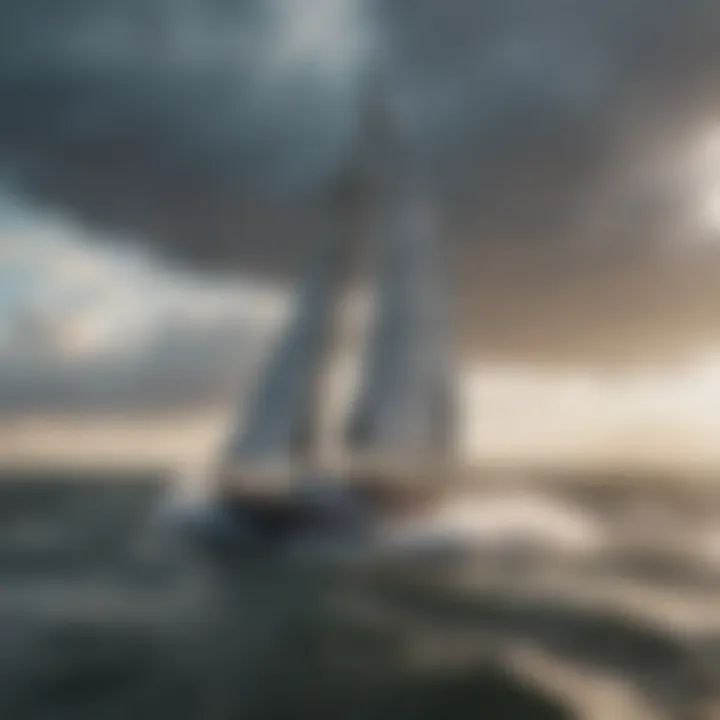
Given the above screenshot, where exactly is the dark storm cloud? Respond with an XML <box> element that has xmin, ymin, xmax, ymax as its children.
<box><xmin>3</xmin><ymin>0</ymin><xmax>720</xmax><ymax>364</ymax></box>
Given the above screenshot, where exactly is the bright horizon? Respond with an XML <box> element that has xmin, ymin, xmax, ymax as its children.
<box><xmin>4</xmin><ymin>355</ymin><xmax>720</xmax><ymax>474</ymax></box>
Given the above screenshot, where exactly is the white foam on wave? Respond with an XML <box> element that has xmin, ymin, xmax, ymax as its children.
<box><xmin>384</xmin><ymin>493</ymin><xmax>608</xmax><ymax>558</ymax></box>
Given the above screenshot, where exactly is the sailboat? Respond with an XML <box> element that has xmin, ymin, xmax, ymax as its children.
<box><xmin>183</xmin><ymin>91</ymin><xmax>458</xmax><ymax>551</ymax></box>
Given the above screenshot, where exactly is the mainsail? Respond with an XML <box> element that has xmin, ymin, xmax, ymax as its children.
<box><xmin>214</xmin><ymin>88</ymin><xmax>457</xmax><ymax>501</ymax></box>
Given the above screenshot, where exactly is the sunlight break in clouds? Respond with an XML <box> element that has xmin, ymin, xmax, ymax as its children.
<box><xmin>0</xmin><ymin>187</ymin><xmax>288</xmax><ymax>361</ymax></box>
<box><xmin>689</xmin><ymin>123</ymin><xmax>720</xmax><ymax>238</ymax></box>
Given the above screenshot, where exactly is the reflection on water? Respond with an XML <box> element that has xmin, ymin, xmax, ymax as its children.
<box><xmin>1</xmin><ymin>472</ymin><xmax>718</xmax><ymax>719</ymax></box>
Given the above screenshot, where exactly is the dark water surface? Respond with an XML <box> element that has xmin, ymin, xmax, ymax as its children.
<box><xmin>0</xmin><ymin>472</ymin><xmax>574</xmax><ymax>719</ymax></box>
<box><xmin>0</xmin><ymin>471</ymin><xmax>716</xmax><ymax>719</ymax></box>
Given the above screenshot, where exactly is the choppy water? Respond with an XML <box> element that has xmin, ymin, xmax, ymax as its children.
<box><xmin>0</xmin><ymin>471</ymin><xmax>718</xmax><ymax>719</ymax></box>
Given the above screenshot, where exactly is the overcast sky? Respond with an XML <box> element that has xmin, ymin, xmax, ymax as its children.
<box><xmin>3</xmin><ymin>0</ymin><xmax>720</xmax><ymax>367</ymax></box>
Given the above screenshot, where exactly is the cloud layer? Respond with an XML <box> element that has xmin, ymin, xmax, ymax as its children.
<box><xmin>3</xmin><ymin>1</ymin><xmax>720</xmax><ymax>364</ymax></box>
